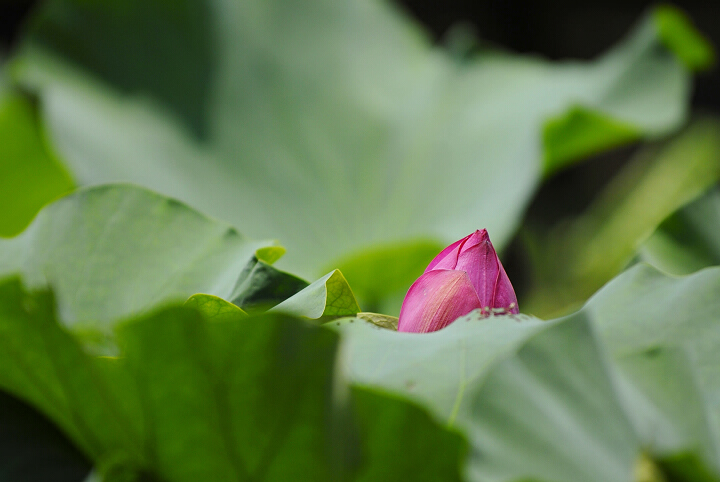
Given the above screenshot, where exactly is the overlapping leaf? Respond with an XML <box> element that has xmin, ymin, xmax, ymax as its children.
<box><xmin>338</xmin><ymin>264</ymin><xmax>720</xmax><ymax>481</ymax></box>
<box><xmin>272</xmin><ymin>269</ymin><xmax>361</xmax><ymax>319</ymax></box>
<box><xmin>0</xmin><ymin>92</ymin><xmax>73</xmax><ymax>237</ymax></box>
<box><xmin>10</xmin><ymin>1</ymin><xmax>703</xmax><ymax>294</ymax></box>
<box><xmin>0</xmin><ymin>184</ymin><xmax>272</xmax><ymax>330</ymax></box>
<box><xmin>337</xmin><ymin>311</ymin><xmax>639</xmax><ymax>481</ymax></box>
<box><xmin>587</xmin><ymin>264</ymin><xmax>720</xmax><ymax>474</ymax></box>
<box><xmin>0</xmin><ymin>277</ymin><xmax>467</xmax><ymax>481</ymax></box>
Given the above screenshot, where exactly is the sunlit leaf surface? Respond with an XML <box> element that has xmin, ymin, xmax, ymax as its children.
<box><xmin>0</xmin><ymin>185</ymin><xmax>271</xmax><ymax>328</ymax></box>
<box><xmin>12</xmin><ymin>1</ymin><xmax>698</xmax><ymax>287</ymax></box>
<box><xmin>339</xmin><ymin>264</ymin><xmax>720</xmax><ymax>481</ymax></box>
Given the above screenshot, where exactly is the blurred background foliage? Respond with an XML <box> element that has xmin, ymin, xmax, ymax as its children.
<box><xmin>2</xmin><ymin>2</ymin><xmax>720</xmax><ymax>481</ymax></box>
<box><xmin>0</xmin><ymin>0</ymin><xmax>719</xmax><ymax>319</ymax></box>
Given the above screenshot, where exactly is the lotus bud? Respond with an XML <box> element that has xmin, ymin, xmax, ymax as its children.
<box><xmin>398</xmin><ymin>229</ymin><xmax>518</xmax><ymax>333</ymax></box>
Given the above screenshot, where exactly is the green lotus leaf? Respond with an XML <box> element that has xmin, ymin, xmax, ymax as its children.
<box><xmin>10</xmin><ymin>2</ymin><xmax>702</xmax><ymax>285</ymax></box>
<box><xmin>338</xmin><ymin>264</ymin><xmax>720</xmax><ymax>480</ymax></box>
<box><xmin>184</xmin><ymin>293</ymin><xmax>247</xmax><ymax>321</ymax></box>
<box><xmin>0</xmin><ymin>277</ymin><xmax>466</xmax><ymax>481</ymax></box>
<box><xmin>229</xmin><ymin>256</ymin><xmax>309</xmax><ymax>314</ymax></box>
<box><xmin>272</xmin><ymin>269</ymin><xmax>360</xmax><ymax>320</ymax></box>
<box><xmin>0</xmin><ymin>184</ymin><xmax>272</xmax><ymax>329</ymax></box>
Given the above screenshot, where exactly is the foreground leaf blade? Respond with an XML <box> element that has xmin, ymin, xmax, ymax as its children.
<box><xmin>0</xmin><ymin>277</ymin><xmax>143</xmax><ymax>463</ymax></box>
<box><xmin>0</xmin><ymin>185</ymin><xmax>271</xmax><ymax>328</ymax></box>
<box><xmin>0</xmin><ymin>277</ymin><xmax>467</xmax><ymax>480</ymax></box>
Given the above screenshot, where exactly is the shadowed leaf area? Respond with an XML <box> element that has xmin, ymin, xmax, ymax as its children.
<box><xmin>0</xmin><ymin>276</ymin><xmax>466</xmax><ymax>481</ymax></box>
<box><xmin>0</xmin><ymin>389</ymin><xmax>90</xmax><ymax>482</ymax></box>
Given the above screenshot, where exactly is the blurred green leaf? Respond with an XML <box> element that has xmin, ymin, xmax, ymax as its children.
<box><xmin>351</xmin><ymin>387</ymin><xmax>466</xmax><ymax>482</ymax></box>
<box><xmin>0</xmin><ymin>185</ymin><xmax>272</xmax><ymax>329</ymax></box>
<box><xmin>638</xmin><ymin>186</ymin><xmax>720</xmax><ymax>275</ymax></box>
<box><xmin>543</xmin><ymin>106</ymin><xmax>641</xmax><ymax>176</ymax></box>
<box><xmin>0</xmin><ymin>277</ymin><xmax>143</xmax><ymax>464</ymax></box>
<box><xmin>588</xmin><ymin>264</ymin><xmax>720</xmax><ymax>476</ymax></box>
<box><xmin>524</xmin><ymin>118</ymin><xmax>720</xmax><ymax>317</ymax></box>
<box><xmin>0</xmin><ymin>277</ymin><xmax>467</xmax><ymax>481</ymax></box>
<box><xmin>117</xmin><ymin>309</ymin><xmax>342</xmax><ymax>481</ymax></box>
<box><xmin>655</xmin><ymin>5</ymin><xmax>715</xmax><ymax>71</ymax></box>
<box><xmin>272</xmin><ymin>269</ymin><xmax>360</xmax><ymax>319</ymax></box>
<box><xmin>11</xmin><ymin>2</ymin><xmax>700</xmax><ymax>285</ymax></box>
<box><xmin>339</xmin><ymin>263</ymin><xmax>720</xmax><ymax>481</ymax></box>
<box><xmin>657</xmin><ymin>453</ymin><xmax>720</xmax><ymax>482</ymax></box>
<box><xmin>0</xmin><ymin>92</ymin><xmax>73</xmax><ymax>237</ymax></box>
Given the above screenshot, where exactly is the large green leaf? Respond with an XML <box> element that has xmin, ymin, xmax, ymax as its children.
<box><xmin>0</xmin><ymin>277</ymin><xmax>467</xmax><ymax>481</ymax></box>
<box><xmin>338</xmin><ymin>264</ymin><xmax>720</xmax><ymax>481</ymax></box>
<box><xmin>11</xmin><ymin>1</ymin><xmax>701</xmax><ymax>286</ymax></box>
<box><xmin>0</xmin><ymin>185</ymin><xmax>271</xmax><ymax>329</ymax></box>
<box><xmin>337</xmin><ymin>310</ymin><xmax>639</xmax><ymax>481</ymax></box>
<box><xmin>0</xmin><ymin>92</ymin><xmax>73</xmax><ymax>237</ymax></box>
<box><xmin>586</xmin><ymin>264</ymin><xmax>720</xmax><ymax>473</ymax></box>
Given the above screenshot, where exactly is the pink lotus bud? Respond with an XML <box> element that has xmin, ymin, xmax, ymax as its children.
<box><xmin>398</xmin><ymin>229</ymin><xmax>518</xmax><ymax>333</ymax></box>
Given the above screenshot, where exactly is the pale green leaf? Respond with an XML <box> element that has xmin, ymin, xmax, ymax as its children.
<box><xmin>11</xmin><ymin>2</ymin><xmax>699</xmax><ymax>283</ymax></box>
<box><xmin>272</xmin><ymin>269</ymin><xmax>360</xmax><ymax>319</ymax></box>
<box><xmin>337</xmin><ymin>310</ymin><xmax>639</xmax><ymax>482</ymax></box>
<box><xmin>0</xmin><ymin>184</ymin><xmax>272</xmax><ymax>329</ymax></box>
<box><xmin>586</xmin><ymin>264</ymin><xmax>720</xmax><ymax>473</ymax></box>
